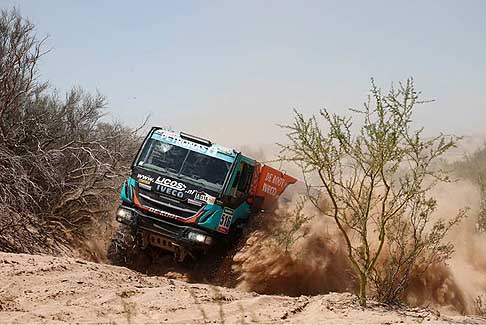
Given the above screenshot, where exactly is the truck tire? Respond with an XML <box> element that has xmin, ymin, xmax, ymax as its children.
<box><xmin>107</xmin><ymin>224</ymin><xmax>150</xmax><ymax>269</ymax></box>
<box><xmin>223</xmin><ymin>222</ymin><xmax>244</xmax><ymax>248</ymax></box>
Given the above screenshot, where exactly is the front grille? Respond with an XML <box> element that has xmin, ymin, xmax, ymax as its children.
<box><xmin>137</xmin><ymin>213</ymin><xmax>184</xmax><ymax>238</ymax></box>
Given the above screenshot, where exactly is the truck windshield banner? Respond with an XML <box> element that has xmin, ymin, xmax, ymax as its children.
<box><xmin>151</xmin><ymin>129</ymin><xmax>235</xmax><ymax>163</ymax></box>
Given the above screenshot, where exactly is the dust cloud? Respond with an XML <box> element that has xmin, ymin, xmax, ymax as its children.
<box><xmin>233</xmin><ymin>196</ymin><xmax>354</xmax><ymax>296</ymax></box>
<box><xmin>232</xmin><ymin>179</ymin><xmax>486</xmax><ymax>315</ymax></box>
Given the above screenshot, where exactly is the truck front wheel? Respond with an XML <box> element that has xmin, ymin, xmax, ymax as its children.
<box><xmin>107</xmin><ymin>224</ymin><xmax>151</xmax><ymax>269</ymax></box>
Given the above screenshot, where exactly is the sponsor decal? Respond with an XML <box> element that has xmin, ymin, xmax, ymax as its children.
<box><xmin>155</xmin><ymin>185</ymin><xmax>184</xmax><ymax>198</ymax></box>
<box><xmin>138</xmin><ymin>183</ymin><xmax>152</xmax><ymax>190</ymax></box>
<box><xmin>194</xmin><ymin>192</ymin><xmax>216</xmax><ymax>205</ymax></box>
<box><xmin>187</xmin><ymin>198</ymin><xmax>203</xmax><ymax>207</ymax></box>
<box><xmin>265</xmin><ymin>172</ymin><xmax>286</xmax><ymax>186</ymax></box>
<box><xmin>217</xmin><ymin>207</ymin><xmax>233</xmax><ymax>234</ymax></box>
<box><xmin>151</xmin><ymin>130</ymin><xmax>236</xmax><ymax>162</ymax></box>
<box><xmin>152</xmin><ymin>130</ymin><xmax>209</xmax><ymax>154</ymax></box>
<box><xmin>136</xmin><ymin>174</ymin><xmax>216</xmax><ymax>204</ymax></box>
<box><xmin>216</xmin><ymin>146</ymin><xmax>234</xmax><ymax>156</ymax></box>
<box><xmin>137</xmin><ymin>174</ymin><xmax>154</xmax><ymax>185</ymax></box>
<box><xmin>154</xmin><ymin>177</ymin><xmax>187</xmax><ymax>199</ymax></box>
<box><xmin>136</xmin><ymin>174</ymin><xmax>187</xmax><ymax>199</ymax></box>
<box><xmin>261</xmin><ymin>172</ymin><xmax>286</xmax><ymax>197</ymax></box>
<box><xmin>154</xmin><ymin>177</ymin><xmax>186</xmax><ymax>191</ymax></box>
<box><xmin>146</xmin><ymin>204</ymin><xmax>200</xmax><ymax>223</ymax></box>
<box><xmin>146</xmin><ymin>206</ymin><xmax>179</xmax><ymax>219</ymax></box>
<box><xmin>256</xmin><ymin>169</ymin><xmax>295</xmax><ymax>199</ymax></box>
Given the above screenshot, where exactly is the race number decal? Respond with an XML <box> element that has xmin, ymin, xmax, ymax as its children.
<box><xmin>217</xmin><ymin>208</ymin><xmax>233</xmax><ymax>234</ymax></box>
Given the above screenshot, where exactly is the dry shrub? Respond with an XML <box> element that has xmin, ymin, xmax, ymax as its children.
<box><xmin>370</xmin><ymin>193</ymin><xmax>466</xmax><ymax>305</ymax></box>
<box><xmin>451</xmin><ymin>144</ymin><xmax>486</xmax><ymax>232</ymax></box>
<box><xmin>279</xmin><ymin>78</ymin><xmax>463</xmax><ymax>306</ymax></box>
<box><xmin>0</xmin><ymin>8</ymin><xmax>142</xmax><ymax>254</ymax></box>
<box><xmin>474</xmin><ymin>295</ymin><xmax>486</xmax><ymax>316</ymax></box>
<box><xmin>479</xmin><ymin>177</ymin><xmax>486</xmax><ymax>232</ymax></box>
<box><xmin>271</xmin><ymin>196</ymin><xmax>312</xmax><ymax>253</ymax></box>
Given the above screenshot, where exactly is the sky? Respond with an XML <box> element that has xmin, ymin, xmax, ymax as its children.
<box><xmin>2</xmin><ymin>0</ymin><xmax>486</xmax><ymax>147</ymax></box>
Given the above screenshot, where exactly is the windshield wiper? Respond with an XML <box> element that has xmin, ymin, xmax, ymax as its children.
<box><xmin>178</xmin><ymin>174</ymin><xmax>220</xmax><ymax>192</ymax></box>
<box><xmin>138</xmin><ymin>163</ymin><xmax>179</xmax><ymax>179</ymax></box>
<box><xmin>178</xmin><ymin>174</ymin><xmax>207</xmax><ymax>187</ymax></box>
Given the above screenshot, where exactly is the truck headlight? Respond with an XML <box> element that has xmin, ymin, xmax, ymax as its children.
<box><xmin>187</xmin><ymin>231</ymin><xmax>212</xmax><ymax>245</ymax></box>
<box><xmin>116</xmin><ymin>207</ymin><xmax>133</xmax><ymax>223</ymax></box>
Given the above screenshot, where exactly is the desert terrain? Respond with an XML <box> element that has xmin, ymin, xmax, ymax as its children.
<box><xmin>1</xmin><ymin>252</ymin><xmax>484</xmax><ymax>324</ymax></box>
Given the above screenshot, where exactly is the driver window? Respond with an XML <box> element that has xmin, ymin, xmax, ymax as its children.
<box><xmin>230</xmin><ymin>162</ymin><xmax>254</xmax><ymax>197</ymax></box>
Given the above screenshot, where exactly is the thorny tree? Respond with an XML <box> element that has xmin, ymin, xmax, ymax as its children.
<box><xmin>451</xmin><ymin>145</ymin><xmax>486</xmax><ymax>232</ymax></box>
<box><xmin>272</xmin><ymin>197</ymin><xmax>312</xmax><ymax>253</ymax></box>
<box><xmin>0</xmin><ymin>8</ymin><xmax>142</xmax><ymax>254</ymax></box>
<box><xmin>280</xmin><ymin>78</ymin><xmax>463</xmax><ymax>306</ymax></box>
<box><xmin>371</xmin><ymin>190</ymin><xmax>465</xmax><ymax>304</ymax></box>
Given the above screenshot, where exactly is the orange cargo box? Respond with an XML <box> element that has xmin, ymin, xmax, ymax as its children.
<box><xmin>251</xmin><ymin>164</ymin><xmax>297</xmax><ymax>206</ymax></box>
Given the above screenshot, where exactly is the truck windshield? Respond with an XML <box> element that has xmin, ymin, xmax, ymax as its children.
<box><xmin>136</xmin><ymin>138</ymin><xmax>232</xmax><ymax>193</ymax></box>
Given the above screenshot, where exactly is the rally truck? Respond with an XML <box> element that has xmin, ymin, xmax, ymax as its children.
<box><xmin>108</xmin><ymin>127</ymin><xmax>296</xmax><ymax>263</ymax></box>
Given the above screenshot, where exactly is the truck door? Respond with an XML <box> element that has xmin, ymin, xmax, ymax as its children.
<box><xmin>227</xmin><ymin>160</ymin><xmax>255</xmax><ymax>208</ymax></box>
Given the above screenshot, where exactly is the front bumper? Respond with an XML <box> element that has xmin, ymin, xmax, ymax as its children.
<box><xmin>115</xmin><ymin>205</ymin><xmax>214</xmax><ymax>250</ymax></box>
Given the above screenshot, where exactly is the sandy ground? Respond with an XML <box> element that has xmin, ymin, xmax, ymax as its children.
<box><xmin>0</xmin><ymin>252</ymin><xmax>483</xmax><ymax>324</ymax></box>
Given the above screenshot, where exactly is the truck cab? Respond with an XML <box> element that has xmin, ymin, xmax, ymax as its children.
<box><xmin>112</xmin><ymin>127</ymin><xmax>295</xmax><ymax>262</ymax></box>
